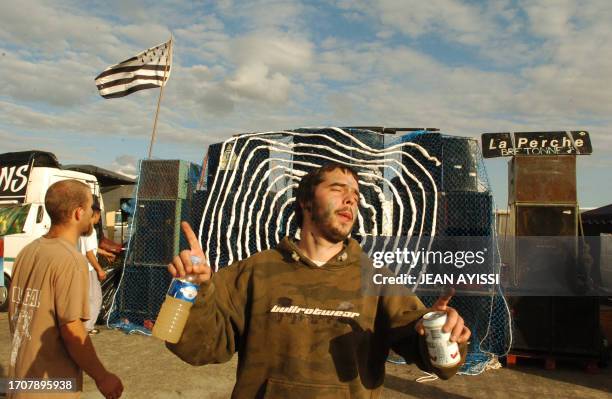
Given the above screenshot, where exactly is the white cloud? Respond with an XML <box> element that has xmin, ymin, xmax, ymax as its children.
<box><xmin>337</xmin><ymin>0</ymin><xmax>489</xmax><ymax>45</ymax></box>
<box><xmin>226</xmin><ymin>62</ymin><xmax>292</xmax><ymax>103</ymax></box>
<box><xmin>230</xmin><ymin>33</ymin><xmax>313</xmax><ymax>73</ymax></box>
<box><xmin>0</xmin><ymin>0</ymin><xmax>130</xmax><ymax>60</ymax></box>
<box><xmin>215</xmin><ymin>0</ymin><xmax>307</xmax><ymax>32</ymax></box>
<box><xmin>335</xmin><ymin>0</ymin><xmax>535</xmax><ymax>65</ymax></box>
<box><xmin>221</xmin><ymin>32</ymin><xmax>313</xmax><ymax>104</ymax></box>
<box><xmin>111</xmin><ymin>155</ymin><xmax>138</xmax><ymax>178</ymax></box>
<box><xmin>0</xmin><ymin>49</ymin><xmax>96</xmax><ymax>107</ymax></box>
<box><xmin>522</xmin><ymin>0</ymin><xmax>575</xmax><ymax>39</ymax></box>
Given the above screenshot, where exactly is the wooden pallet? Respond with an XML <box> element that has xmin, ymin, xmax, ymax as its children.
<box><xmin>505</xmin><ymin>351</ymin><xmax>600</xmax><ymax>374</ymax></box>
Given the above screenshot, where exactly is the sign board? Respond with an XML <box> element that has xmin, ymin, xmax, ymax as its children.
<box><xmin>0</xmin><ymin>162</ymin><xmax>31</xmax><ymax>203</ymax></box>
<box><xmin>481</xmin><ymin>131</ymin><xmax>592</xmax><ymax>158</ymax></box>
<box><xmin>0</xmin><ymin>151</ymin><xmax>59</xmax><ymax>204</ymax></box>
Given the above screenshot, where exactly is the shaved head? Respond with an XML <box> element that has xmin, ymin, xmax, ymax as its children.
<box><xmin>45</xmin><ymin>180</ymin><xmax>91</xmax><ymax>225</ymax></box>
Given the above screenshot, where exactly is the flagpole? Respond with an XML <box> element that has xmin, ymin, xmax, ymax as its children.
<box><xmin>147</xmin><ymin>36</ymin><xmax>172</xmax><ymax>159</ymax></box>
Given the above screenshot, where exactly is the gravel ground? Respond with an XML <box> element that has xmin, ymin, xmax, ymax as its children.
<box><xmin>1</xmin><ymin>312</ymin><xmax>610</xmax><ymax>398</ymax></box>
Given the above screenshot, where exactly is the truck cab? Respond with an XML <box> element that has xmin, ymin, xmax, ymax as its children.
<box><xmin>0</xmin><ymin>151</ymin><xmax>102</xmax><ymax>311</ymax></box>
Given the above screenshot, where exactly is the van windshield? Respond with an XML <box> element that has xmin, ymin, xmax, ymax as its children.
<box><xmin>0</xmin><ymin>204</ymin><xmax>31</xmax><ymax>236</ymax></box>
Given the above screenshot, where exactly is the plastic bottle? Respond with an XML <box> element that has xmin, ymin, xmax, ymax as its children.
<box><xmin>152</xmin><ymin>255</ymin><xmax>202</xmax><ymax>343</ymax></box>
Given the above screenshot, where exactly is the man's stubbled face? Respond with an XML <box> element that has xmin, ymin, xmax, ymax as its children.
<box><xmin>307</xmin><ymin>169</ymin><xmax>359</xmax><ymax>243</ymax></box>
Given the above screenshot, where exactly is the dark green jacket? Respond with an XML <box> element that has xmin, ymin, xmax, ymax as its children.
<box><xmin>167</xmin><ymin>237</ymin><xmax>465</xmax><ymax>398</ymax></box>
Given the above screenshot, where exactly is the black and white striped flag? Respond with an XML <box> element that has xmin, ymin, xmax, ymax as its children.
<box><xmin>95</xmin><ymin>40</ymin><xmax>172</xmax><ymax>99</ymax></box>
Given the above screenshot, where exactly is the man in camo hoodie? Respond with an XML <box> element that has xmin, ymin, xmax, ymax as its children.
<box><xmin>166</xmin><ymin>162</ymin><xmax>470</xmax><ymax>398</ymax></box>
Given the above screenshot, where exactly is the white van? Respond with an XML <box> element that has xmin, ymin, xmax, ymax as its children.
<box><xmin>0</xmin><ymin>151</ymin><xmax>102</xmax><ymax>311</ymax></box>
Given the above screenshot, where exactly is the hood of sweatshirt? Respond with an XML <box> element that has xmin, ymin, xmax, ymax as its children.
<box><xmin>276</xmin><ymin>236</ymin><xmax>366</xmax><ymax>270</ymax></box>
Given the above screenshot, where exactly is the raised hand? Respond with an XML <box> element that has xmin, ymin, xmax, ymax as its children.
<box><xmin>167</xmin><ymin>221</ymin><xmax>212</xmax><ymax>284</ymax></box>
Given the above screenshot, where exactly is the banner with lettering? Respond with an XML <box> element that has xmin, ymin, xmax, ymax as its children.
<box><xmin>0</xmin><ymin>161</ymin><xmax>32</xmax><ymax>203</ymax></box>
<box><xmin>481</xmin><ymin>131</ymin><xmax>592</xmax><ymax>158</ymax></box>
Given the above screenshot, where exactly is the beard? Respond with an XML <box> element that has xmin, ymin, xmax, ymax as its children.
<box><xmin>310</xmin><ymin>201</ymin><xmax>355</xmax><ymax>243</ymax></box>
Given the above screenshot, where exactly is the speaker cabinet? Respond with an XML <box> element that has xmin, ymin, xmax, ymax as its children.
<box><xmin>116</xmin><ymin>266</ymin><xmax>172</xmax><ymax>324</ymax></box>
<box><xmin>131</xmin><ymin>200</ymin><xmax>191</xmax><ymax>265</ymax></box>
<box><xmin>137</xmin><ymin>160</ymin><xmax>191</xmax><ymax>200</ymax></box>
<box><xmin>441</xmin><ymin>136</ymin><xmax>479</xmax><ymax>192</ymax></box>
<box><xmin>515</xmin><ymin>205</ymin><xmax>578</xmax><ymax>236</ymax></box>
<box><xmin>509</xmin><ymin>155</ymin><xmax>576</xmax><ymax>203</ymax></box>
<box><xmin>513</xmin><ymin>205</ymin><xmax>578</xmax><ymax>288</ymax></box>
<box><xmin>509</xmin><ymin>205</ymin><xmax>599</xmax><ymax>357</ymax></box>
<box><xmin>551</xmin><ymin>297</ymin><xmax>600</xmax><ymax>355</ymax></box>
<box><xmin>131</xmin><ymin>160</ymin><xmax>196</xmax><ymax>265</ymax></box>
<box><xmin>399</xmin><ymin>133</ymin><xmax>481</xmax><ymax>193</ymax></box>
<box><xmin>510</xmin><ymin>297</ymin><xmax>552</xmax><ymax>352</ymax></box>
<box><xmin>510</xmin><ymin>297</ymin><xmax>600</xmax><ymax>356</ymax></box>
<box><xmin>438</xmin><ymin>192</ymin><xmax>493</xmax><ymax>236</ymax></box>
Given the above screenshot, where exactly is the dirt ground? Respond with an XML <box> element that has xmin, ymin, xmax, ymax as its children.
<box><xmin>1</xmin><ymin>312</ymin><xmax>610</xmax><ymax>399</ymax></box>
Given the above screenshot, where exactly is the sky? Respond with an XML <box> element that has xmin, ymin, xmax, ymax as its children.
<box><xmin>1</xmin><ymin>0</ymin><xmax>611</xmax><ymax>209</ymax></box>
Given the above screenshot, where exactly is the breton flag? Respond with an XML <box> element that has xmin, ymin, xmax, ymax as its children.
<box><xmin>95</xmin><ymin>39</ymin><xmax>172</xmax><ymax>99</ymax></box>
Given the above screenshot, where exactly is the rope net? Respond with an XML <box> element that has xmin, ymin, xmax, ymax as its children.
<box><xmin>107</xmin><ymin>127</ymin><xmax>511</xmax><ymax>373</ymax></box>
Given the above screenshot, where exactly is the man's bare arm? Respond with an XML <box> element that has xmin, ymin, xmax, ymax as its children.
<box><xmin>60</xmin><ymin>320</ymin><xmax>123</xmax><ymax>398</ymax></box>
<box><xmin>86</xmin><ymin>250</ymin><xmax>106</xmax><ymax>281</ymax></box>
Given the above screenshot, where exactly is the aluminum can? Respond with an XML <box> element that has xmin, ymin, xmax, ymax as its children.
<box><xmin>422</xmin><ymin>311</ymin><xmax>461</xmax><ymax>368</ymax></box>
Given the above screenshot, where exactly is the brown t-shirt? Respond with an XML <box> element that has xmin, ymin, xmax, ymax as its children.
<box><xmin>7</xmin><ymin>237</ymin><xmax>89</xmax><ymax>398</ymax></box>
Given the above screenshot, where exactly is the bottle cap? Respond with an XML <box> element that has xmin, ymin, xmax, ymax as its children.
<box><xmin>190</xmin><ymin>255</ymin><xmax>203</xmax><ymax>265</ymax></box>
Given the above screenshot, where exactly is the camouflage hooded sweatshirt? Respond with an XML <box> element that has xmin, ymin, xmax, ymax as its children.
<box><xmin>167</xmin><ymin>237</ymin><xmax>466</xmax><ymax>398</ymax></box>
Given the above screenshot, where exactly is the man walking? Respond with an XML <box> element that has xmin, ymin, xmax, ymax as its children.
<box><xmin>78</xmin><ymin>196</ymin><xmax>105</xmax><ymax>335</ymax></box>
<box><xmin>8</xmin><ymin>180</ymin><xmax>123</xmax><ymax>399</ymax></box>
<box><xmin>166</xmin><ymin>163</ymin><xmax>470</xmax><ymax>398</ymax></box>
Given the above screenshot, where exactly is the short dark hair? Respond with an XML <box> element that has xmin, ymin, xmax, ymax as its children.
<box><xmin>293</xmin><ymin>162</ymin><xmax>359</xmax><ymax>227</ymax></box>
<box><xmin>92</xmin><ymin>195</ymin><xmax>101</xmax><ymax>213</ymax></box>
<box><xmin>45</xmin><ymin>180</ymin><xmax>90</xmax><ymax>225</ymax></box>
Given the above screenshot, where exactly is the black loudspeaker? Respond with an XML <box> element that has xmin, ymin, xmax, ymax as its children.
<box><xmin>515</xmin><ymin>205</ymin><xmax>578</xmax><ymax>236</ymax></box>
<box><xmin>131</xmin><ymin>200</ymin><xmax>190</xmax><ymax>265</ymax></box>
<box><xmin>514</xmin><ymin>205</ymin><xmax>578</xmax><ymax>288</ymax></box>
<box><xmin>510</xmin><ymin>297</ymin><xmax>552</xmax><ymax>352</ymax></box>
<box><xmin>441</xmin><ymin>136</ymin><xmax>479</xmax><ymax>192</ymax></box>
<box><xmin>137</xmin><ymin>160</ymin><xmax>190</xmax><ymax>200</ymax></box>
<box><xmin>510</xmin><ymin>297</ymin><xmax>600</xmax><ymax>356</ymax></box>
<box><xmin>438</xmin><ymin>191</ymin><xmax>493</xmax><ymax>236</ymax></box>
<box><xmin>117</xmin><ymin>266</ymin><xmax>172</xmax><ymax>324</ymax></box>
<box><xmin>552</xmin><ymin>297</ymin><xmax>600</xmax><ymax>355</ymax></box>
<box><xmin>131</xmin><ymin>160</ymin><xmax>193</xmax><ymax>265</ymax></box>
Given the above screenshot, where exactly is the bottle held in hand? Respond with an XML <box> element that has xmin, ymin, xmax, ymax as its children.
<box><xmin>422</xmin><ymin>311</ymin><xmax>461</xmax><ymax>368</ymax></box>
<box><xmin>153</xmin><ymin>255</ymin><xmax>202</xmax><ymax>343</ymax></box>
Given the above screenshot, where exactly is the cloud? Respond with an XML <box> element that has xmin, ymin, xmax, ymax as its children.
<box><xmin>226</xmin><ymin>63</ymin><xmax>292</xmax><ymax>103</ymax></box>
<box><xmin>230</xmin><ymin>33</ymin><xmax>313</xmax><ymax>73</ymax></box>
<box><xmin>215</xmin><ymin>0</ymin><xmax>307</xmax><ymax>32</ymax></box>
<box><xmin>337</xmin><ymin>0</ymin><xmax>490</xmax><ymax>45</ymax></box>
<box><xmin>173</xmin><ymin>22</ymin><xmax>231</xmax><ymax>63</ymax></box>
<box><xmin>223</xmin><ymin>32</ymin><xmax>313</xmax><ymax>104</ymax></box>
<box><xmin>0</xmin><ymin>0</ymin><xmax>133</xmax><ymax>61</ymax></box>
<box><xmin>111</xmin><ymin>155</ymin><xmax>138</xmax><ymax>178</ymax></box>
<box><xmin>199</xmin><ymin>84</ymin><xmax>235</xmax><ymax>116</ymax></box>
<box><xmin>335</xmin><ymin>0</ymin><xmax>535</xmax><ymax>65</ymax></box>
<box><xmin>0</xmin><ymin>49</ymin><xmax>96</xmax><ymax>107</ymax></box>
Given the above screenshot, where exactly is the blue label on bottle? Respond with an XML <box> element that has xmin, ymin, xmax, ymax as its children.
<box><xmin>167</xmin><ymin>279</ymin><xmax>199</xmax><ymax>304</ymax></box>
